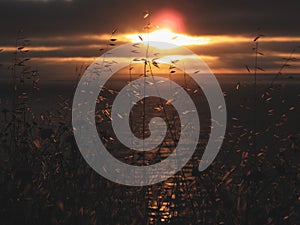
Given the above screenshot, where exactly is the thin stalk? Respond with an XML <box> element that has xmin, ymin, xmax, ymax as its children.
<box><xmin>254</xmin><ymin>41</ymin><xmax>258</xmax><ymax>138</ymax></box>
<box><xmin>129</xmin><ymin>61</ymin><xmax>134</xmax><ymax>164</ymax></box>
<box><xmin>143</xmin><ymin>16</ymin><xmax>150</xmax><ymax>152</ymax></box>
<box><xmin>269</xmin><ymin>48</ymin><xmax>296</xmax><ymax>87</ymax></box>
<box><xmin>11</xmin><ymin>33</ymin><xmax>18</xmax><ymax>153</ymax></box>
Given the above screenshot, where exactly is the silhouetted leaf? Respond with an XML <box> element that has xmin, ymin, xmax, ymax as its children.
<box><xmin>143</xmin><ymin>11</ymin><xmax>149</xmax><ymax>19</ymax></box>
<box><xmin>236</xmin><ymin>82</ymin><xmax>240</xmax><ymax>91</ymax></box>
<box><xmin>256</xmin><ymin>66</ymin><xmax>265</xmax><ymax>71</ymax></box>
<box><xmin>152</xmin><ymin>61</ymin><xmax>159</xmax><ymax>68</ymax></box>
<box><xmin>245</xmin><ymin>65</ymin><xmax>251</xmax><ymax>73</ymax></box>
<box><xmin>254</xmin><ymin>36</ymin><xmax>260</xmax><ymax>42</ymax></box>
<box><xmin>111</xmin><ymin>28</ymin><xmax>117</xmax><ymax>34</ymax></box>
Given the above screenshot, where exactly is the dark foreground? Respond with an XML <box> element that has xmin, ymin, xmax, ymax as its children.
<box><xmin>0</xmin><ymin>74</ymin><xmax>299</xmax><ymax>225</ymax></box>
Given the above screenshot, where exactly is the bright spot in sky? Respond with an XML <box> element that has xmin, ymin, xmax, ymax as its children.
<box><xmin>126</xmin><ymin>29</ymin><xmax>210</xmax><ymax>49</ymax></box>
<box><xmin>152</xmin><ymin>9</ymin><xmax>185</xmax><ymax>32</ymax></box>
<box><xmin>126</xmin><ymin>9</ymin><xmax>210</xmax><ymax>49</ymax></box>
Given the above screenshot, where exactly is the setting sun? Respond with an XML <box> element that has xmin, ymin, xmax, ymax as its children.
<box><xmin>152</xmin><ymin>9</ymin><xmax>185</xmax><ymax>32</ymax></box>
<box><xmin>125</xmin><ymin>28</ymin><xmax>211</xmax><ymax>47</ymax></box>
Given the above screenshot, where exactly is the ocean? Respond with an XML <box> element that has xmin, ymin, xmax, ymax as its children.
<box><xmin>0</xmin><ymin>73</ymin><xmax>299</xmax><ymax>224</ymax></box>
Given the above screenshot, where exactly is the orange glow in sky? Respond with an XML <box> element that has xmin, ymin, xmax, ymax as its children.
<box><xmin>126</xmin><ymin>29</ymin><xmax>210</xmax><ymax>48</ymax></box>
<box><xmin>152</xmin><ymin>9</ymin><xmax>185</xmax><ymax>32</ymax></box>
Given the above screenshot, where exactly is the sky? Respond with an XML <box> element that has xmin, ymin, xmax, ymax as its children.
<box><xmin>0</xmin><ymin>0</ymin><xmax>300</xmax><ymax>79</ymax></box>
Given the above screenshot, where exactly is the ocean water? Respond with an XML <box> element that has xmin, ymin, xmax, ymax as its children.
<box><xmin>0</xmin><ymin>73</ymin><xmax>299</xmax><ymax>224</ymax></box>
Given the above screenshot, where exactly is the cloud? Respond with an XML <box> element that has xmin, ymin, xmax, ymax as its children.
<box><xmin>0</xmin><ymin>0</ymin><xmax>299</xmax><ymax>78</ymax></box>
<box><xmin>1</xmin><ymin>32</ymin><xmax>299</xmax><ymax>78</ymax></box>
<box><xmin>0</xmin><ymin>0</ymin><xmax>299</xmax><ymax>41</ymax></box>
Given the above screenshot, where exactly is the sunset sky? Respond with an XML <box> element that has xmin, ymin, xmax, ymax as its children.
<box><xmin>0</xmin><ymin>0</ymin><xmax>299</xmax><ymax>79</ymax></box>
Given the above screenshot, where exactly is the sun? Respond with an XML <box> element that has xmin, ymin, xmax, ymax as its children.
<box><xmin>125</xmin><ymin>9</ymin><xmax>210</xmax><ymax>49</ymax></box>
<box><xmin>125</xmin><ymin>28</ymin><xmax>210</xmax><ymax>48</ymax></box>
<box><xmin>152</xmin><ymin>9</ymin><xmax>185</xmax><ymax>32</ymax></box>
